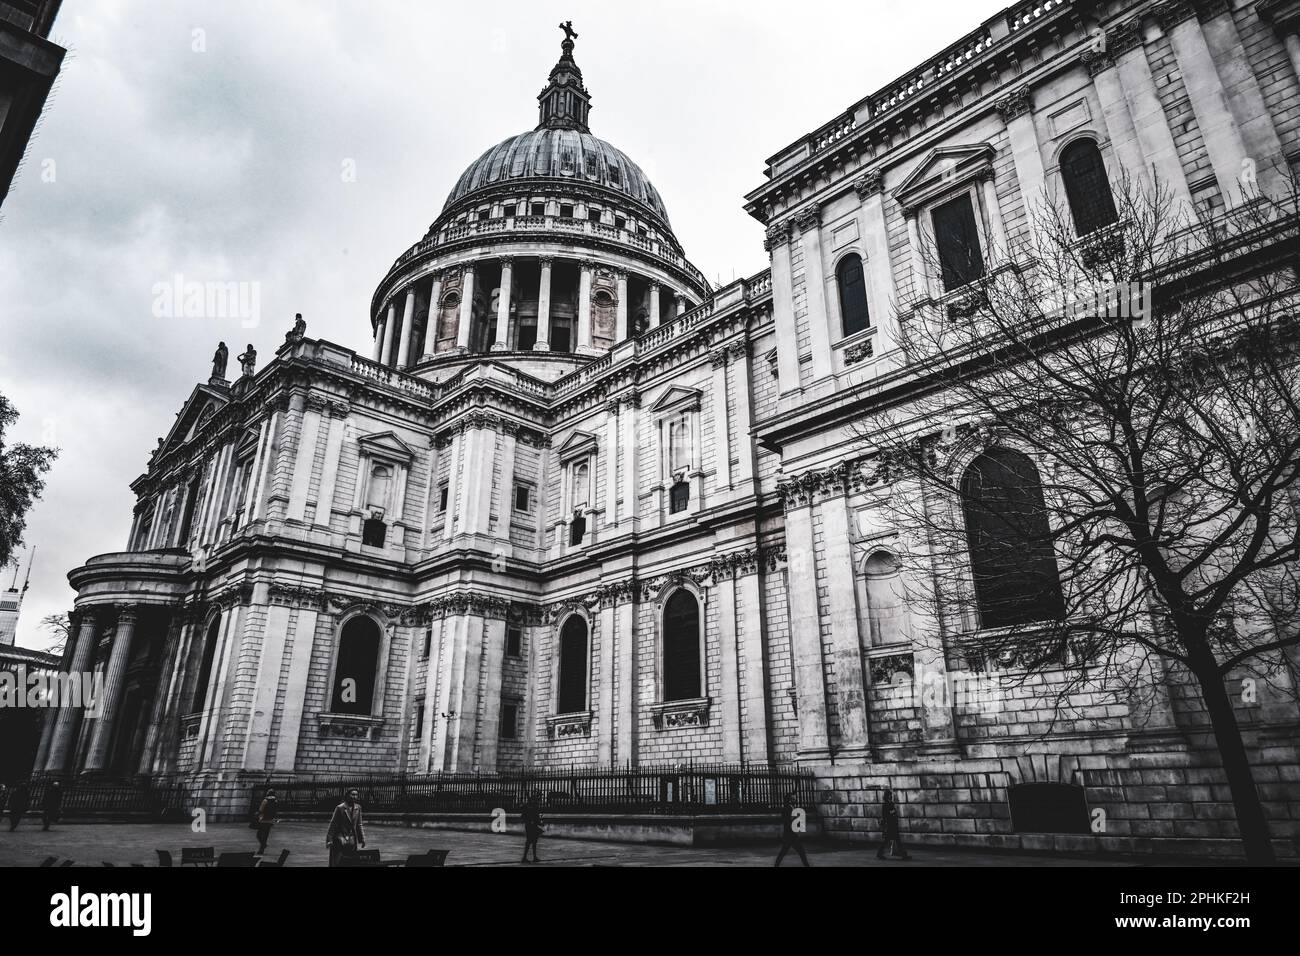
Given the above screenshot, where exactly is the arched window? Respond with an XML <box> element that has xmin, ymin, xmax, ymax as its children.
<box><xmin>190</xmin><ymin>617</ymin><xmax>222</xmax><ymax>712</ymax></box>
<box><xmin>557</xmin><ymin>616</ymin><xmax>588</xmax><ymax>713</ymax></box>
<box><xmin>836</xmin><ymin>253</ymin><xmax>871</xmax><ymax>336</ymax></box>
<box><xmin>663</xmin><ymin>589</ymin><xmax>702</xmax><ymax>701</ymax></box>
<box><xmin>863</xmin><ymin>551</ymin><xmax>909</xmax><ymax>647</ymax></box>
<box><xmin>668</xmin><ymin>417</ymin><xmax>690</xmax><ymax>475</ymax></box>
<box><xmin>961</xmin><ymin>448</ymin><xmax>1065</xmax><ymax>629</ymax></box>
<box><xmin>1060</xmin><ymin>139</ymin><xmax>1118</xmax><ymax>237</ymax></box>
<box><xmin>331</xmin><ymin>616</ymin><xmax>382</xmax><ymax>715</ymax></box>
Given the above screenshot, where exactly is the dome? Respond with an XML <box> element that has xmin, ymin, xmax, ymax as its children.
<box><xmin>442</xmin><ymin>128</ymin><xmax>672</xmax><ymax>227</ymax></box>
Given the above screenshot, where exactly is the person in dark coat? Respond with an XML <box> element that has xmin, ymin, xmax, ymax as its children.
<box><xmin>325</xmin><ymin>788</ymin><xmax>366</xmax><ymax>867</ymax></box>
<box><xmin>520</xmin><ymin>793</ymin><xmax>544</xmax><ymax>864</ymax></box>
<box><xmin>7</xmin><ymin>781</ymin><xmax>30</xmax><ymax>832</ymax></box>
<box><xmin>774</xmin><ymin>792</ymin><xmax>811</xmax><ymax>867</ymax></box>
<box><xmin>254</xmin><ymin>788</ymin><xmax>278</xmax><ymax>855</ymax></box>
<box><xmin>41</xmin><ymin>781</ymin><xmax>63</xmax><ymax>831</ymax></box>
<box><xmin>877</xmin><ymin>788</ymin><xmax>911</xmax><ymax>860</ymax></box>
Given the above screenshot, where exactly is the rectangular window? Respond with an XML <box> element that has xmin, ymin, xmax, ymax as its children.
<box><xmin>670</xmin><ymin>481</ymin><xmax>690</xmax><ymax>514</ymax></box>
<box><xmin>518</xmin><ymin>321</ymin><xmax>537</xmax><ymax>351</ymax></box>
<box><xmin>614</xmin><ymin>215</ymin><xmax>626</xmax><ymax>231</ymax></box>
<box><xmin>588</xmin><ymin>208</ymin><xmax>602</xmax><ymax>224</ymax></box>
<box><xmin>362</xmin><ymin>517</ymin><xmax>387</xmax><ymax>547</ymax></box>
<box><xmin>499</xmin><ymin>701</ymin><xmax>518</xmax><ymax>739</ymax></box>
<box><xmin>931</xmin><ymin>193</ymin><xmax>985</xmax><ymax>292</ymax></box>
<box><xmin>531</xmin><ymin>202</ymin><xmax>546</xmax><ymax>217</ymax></box>
<box><xmin>506</xmin><ymin>626</ymin><xmax>522</xmax><ymax>657</ymax></box>
<box><xmin>478</xmin><ymin>209</ymin><xmax>490</xmax><ymax>221</ymax></box>
<box><xmin>514</xmin><ymin>483</ymin><xmax>532</xmax><ymax>512</ymax></box>
<box><xmin>422</xmin><ymin>628</ymin><xmax>432</xmax><ymax>659</ymax></box>
<box><xmin>439</xmin><ymin>484</ymin><xmax>449</xmax><ymax>513</ymax></box>
<box><xmin>551</xmin><ymin>322</ymin><xmax>572</xmax><ymax>353</ymax></box>
<box><xmin>415</xmin><ymin>698</ymin><xmax>425</xmax><ymax>734</ymax></box>
<box><xmin>560</xmin><ymin>203</ymin><xmax>575</xmax><ymax>219</ymax></box>
<box><xmin>503</xmin><ymin>203</ymin><xmax>516</xmax><ymax>219</ymax></box>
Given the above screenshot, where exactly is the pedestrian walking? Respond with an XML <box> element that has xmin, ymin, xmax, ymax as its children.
<box><xmin>254</xmin><ymin>788</ymin><xmax>278</xmax><ymax>855</ymax></box>
<box><xmin>41</xmin><ymin>780</ymin><xmax>63</xmax><ymax>831</ymax></box>
<box><xmin>7</xmin><ymin>781</ymin><xmax>30</xmax><ymax>832</ymax></box>
<box><xmin>877</xmin><ymin>788</ymin><xmax>911</xmax><ymax>860</ymax></box>
<box><xmin>774</xmin><ymin>792</ymin><xmax>811</xmax><ymax>867</ymax></box>
<box><xmin>520</xmin><ymin>793</ymin><xmax>544</xmax><ymax>864</ymax></box>
<box><xmin>325</xmin><ymin>788</ymin><xmax>366</xmax><ymax>867</ymax></box>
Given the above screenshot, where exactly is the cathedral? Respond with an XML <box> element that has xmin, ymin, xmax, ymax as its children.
<box><xmin>42</xmin><ymin>1</ymin><xmax>1300</xmax><ymax>857</ymax></box>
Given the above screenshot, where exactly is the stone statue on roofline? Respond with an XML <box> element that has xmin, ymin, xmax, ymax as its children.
<box><xmin>237</xmin><ymin>343</ymin><xmax>257</xmax><ymax>378</ymax></box>
<box><xmin>285</xmin><ymin>312</ymin><xmax>306</xmax><ymax>345</ymax></box>
<box><xmin>211</xmin><ymin>341</ymin><xmax>228</xmax><ymax>381</ymax></box>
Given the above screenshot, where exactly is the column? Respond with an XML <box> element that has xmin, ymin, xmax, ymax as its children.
<box><xmin>648</xmin><ymin>281</ymin><xmax>661</xmax><ymax>329</ymax></box>
<box><xmin>619</xmin><ymin>394</ymin><xmax>640</xmax><ymax>531</ymax></box>
<box><xmin>767</xmin><ymin>224</ymin><xmax>801</xmax><ymax>393</ymax></box>
<box><xmin>818</xmin><ymin>493</ymin><xmax>869</xmax><ymax>753</ymax></box>
<box><xmin>396</xmin><ymin>286</ymin><xmax>417</xmax><ymax>368</ymax></box>
<box><xmin>385</xmin><ymin>299</ymin><xmax>401</xmax><ymax>366</ymax></box>
<box><xmin>497</xmin><ymin>426</ymin><xmax>517</xmax><ymax>541</ymax></box>
<box><xmin>671</xmin><ymin>292</ymin><xmax>683</xmax><ymax>321</ymax></box>
<box><xmin>250</xmin><ymin>406</ymin><xmax>282</xmax><ymax>523</ymax></box>
<box><xmin>735</xmin><ymin>566</ymin><xmax>770</xmax><ymax>762</ymax></box>
<box><xmin>241</xmin><ymin>602</ymin><xmax>291</xmax><ymax>770</ymax></box>
<box><xmin>274</xmin><ymin>602</ymin><xmax>319</xmax><ymax>771</ymax></box>
<box><xmin>418</xmin><ymin>616</ymin><xmax>444</xmax><ymax>770</ymax></box>
<box><xmin>1111</xmin><ymin>20</ymin><xmax>1195</xmax><ymax>216</ymax></box>
<box><xmin>45</xmin><ymin>611</ymin><xmax>99</xmax><ymax>772</ymax></box>
<box><xmin>615</xmin><ymin>269</ymin><xmax>629</xmax><ymax>341</ymax></box>
<box><xmin>576</xmin><ymin>260</ymin><xmax>593</xmax><ymax>352</ymax></box>
<box><xmin>715</xmin><ymin>570</ymin><xmax>743</xmax><ymax>762</ymax></box>
<box><xmin>603</xmin><ymin>403</ymin><xmax>620</xmax><ymax>526</ymax></box>
<box><xmin>420</xmin><ymin>272</ymin><xmax>443</xmax><ymax>359</ymax></box>
<box><xmin>242</xmin><ymin>416</ymin><xmax>271</xmax><ymax>520</ymax></box>
<box><xmin>1085</xmin><ymin>50</ymin><xmax>1157</xmax><ymax>201</ymax></box>
<box><xmin>729</xmin><ymin>343</ymin><xmax>756</xmax><ymax>490</ymax></box>
<box><xmin>442</xmin><ymin>429</ymin><xmax>463</xmax><ymax>541</ymax></box>
<box><xmin>287</xmin><ymin>394</ymin><xmax>325</xmax><ymax>521</ymax></box>
<box><xmin>477</xmin><ymin>616</ymin><xmax>508</xmax><ymax>771</ymax></box>
<box><xmin>794</xmin><ymin>205</ymin><xmax>834</xmax><ymax>382</ymax></box>
<box><xmin>493</xmin><ymin>257</ymin><xmax>513</xmax><ymax>351</ymax></box>
<box><xmin>854</xmin><ymin>172</ymin><xmax>900</xmax><ymax>353</ymax></box>
<box><xmin>449</xmin><ymin>616</ymin><xmax>485</xmax><ymax>770</ymax></box>
<box><xmin>995</xmin><ymin>86</ymin><xmax>1046</xmax><ymax>249</ymax></box>
<box><xmin>781</xmin><ymin>500</ymin><xmax>830</xmax><ymax>756</ymax></box>
<box><xmin>534</xmin><ymin>257</ymin><xmax>552</xmax><ymax>351</ymax></box>
<box><xmin>83</xmin><ymin>605</ymin><xmax>138</xmax><ymax>772</ymax></box>
<box><xmin>904</xmin><ymin>211</ymin><xmax>929</xmax><ymax>303</ymax></box>
<box><xmin>313</xmin><ymin>403</ymin><xmax>346</xmax><ymax>530</ymax></box>
<box><xmin>371</xmin><ymin>315</ymin><xmax>386</xmax><ymax>362</ymax></box>
<box><xmin>615</xmin><ymin>594</ymin><xmax>637</xmax><ymax>763</ymax></box>
<box><xmin>980</xmin><ymin>172</ymin><xmax>1010</xmax><ymax>257</ymax></box>
<box><xmin>710</xmin><ymin>350</ymin><xmax>733</xmax><ymax>491</ymax></box>
<box><xmin>456</xmin><ymin>266</ymin><xmax>475</xmax><ymax>351</ymax></box>
<box><xmin>1160</xmin><ymin>5</ymin><xmax>1253</xmax><ymax>206</ymax></box>
<box><xmin>597</xmin><ymin>599</ymin><xmax>616</xmax><ymax>764</ymax></box>
<box><xmin>136</xmin><ymin>612</ymin><xmax>186</xmax><ymax>775</ymax></box>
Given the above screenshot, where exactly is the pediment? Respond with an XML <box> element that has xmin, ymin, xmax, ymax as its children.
<box><xmin>649</xmin><ymin>386</ymin><xmax>702</xmax><ymax>414</ymax></box>
<box><xmin>156</xmin><ymin>385</ymin><xmax>229</xmax><ymax>460</ymax></box>
<box><xmin>556</xmin><ymin>429</ymin><xmax>599</xmax><ymax>461</ymax></box>
<box><xmin>357</xmin><ymin>430</ymin><xmax>415</xmax><ymax>464</ymax></box>
<box><xmin>892</xmin><ymin>144</ymin><xmax>996</xmax><ymax>213</ymax></box>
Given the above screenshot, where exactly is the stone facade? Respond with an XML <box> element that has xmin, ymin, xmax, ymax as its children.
<box><xmin>46</xmin><ymin>1</ymin><xmax>1300</xmax><ymax>857</ymax></box>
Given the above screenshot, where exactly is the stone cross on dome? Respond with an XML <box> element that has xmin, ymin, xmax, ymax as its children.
<box><xmin>537</xmin><ymin>20</ymin><xmax>591</xmax><ymax>133</ymax></box>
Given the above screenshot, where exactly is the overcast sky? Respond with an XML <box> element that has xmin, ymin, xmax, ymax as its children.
<box><xmin>0</xmin><ymin>0</ymin><xmax>1006</xmax><ymax>648</ymax></box>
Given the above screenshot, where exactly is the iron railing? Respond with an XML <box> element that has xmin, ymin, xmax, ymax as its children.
<box><xmin>249</xmin><ymin>763</ymin><xmax>815</xmax><ymax>819</ymax></box>
<box><xmin>7</xmin><ymin>777</ymin><xmax>191</xmax><ymax>822</ymax></box>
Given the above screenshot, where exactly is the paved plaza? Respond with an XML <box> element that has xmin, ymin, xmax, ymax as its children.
<box><xmin>0</xmin><ymin>821</ymin><xmax>1147</xmax><ymax>867</ymax></box>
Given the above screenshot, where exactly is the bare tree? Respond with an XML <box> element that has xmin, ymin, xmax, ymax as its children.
<box><xmin>39</xmin><ymin>613</ymin><xmax>70</xmax><ymax>656</ymax></box>
<box><xmin>853</xmin><ymin>169</ymin><xmax>1300</xmax><ymax>864</ymax></box>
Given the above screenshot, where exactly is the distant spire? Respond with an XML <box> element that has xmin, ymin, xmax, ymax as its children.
<box><xmin>537</xmin><ymin>21</ymin><xmax>592</xmax><ymax>133</ymax></box>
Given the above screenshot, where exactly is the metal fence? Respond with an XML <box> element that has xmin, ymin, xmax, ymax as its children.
<box><xmin>249</xmin><ymin>764</ymin><xmax>815</xmax><ymax>819</ymax></box>
<box><xmin>4</xmin><ymin>777</ymin><xmax>191</xmax><ymax>822</ymax></box>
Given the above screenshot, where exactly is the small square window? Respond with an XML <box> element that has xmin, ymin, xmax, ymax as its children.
<box><xmin>531</xmin><ymin>202</ymin><xmax>546</xmax><ymax>216</ymax></box>
<box><xmin>504</xmin><ymin>204</ymin><xmax>516</xmax><ymax>218</ymax></box>
<box><xmin>670</xmin><ymin>481</ymin><xmax>690</xmax><ymax>514</ymax></box>
<box><xmin>514</xmin><ymin>484</ymin><xmax>532</xmax><ymax>512</ymax></box>
<box><xmin>500</xmin><ymin>701</ymin><xmax>518</xmax><ymax>740</ymax></box>
<box><xmin>615</xmin><ymin>216</ymin><xmax>626</xmax><ymax>231</ymax></box>
<box><xmin>478</xmin><ymin>209</ymin><xmax>490</xmax><ymax>221</ymax></box>
<box><xmin>560</xmin><ymin>203</ymin><xmax>575</xmax><ymax>219</ymax></box>
<box><xmin>506</xmin><ymin>626</ymin><xmax>522</xmax><ymax>657</ymax></box>
<box><xmin>439</xmin><ymin>484</ymin><xmax>449</xmax><ymax>513</ymax></box>
<box><xmin>588</xmin><ymin>209</ymin><xmax>601</xmax><ymax>224</ymax></box>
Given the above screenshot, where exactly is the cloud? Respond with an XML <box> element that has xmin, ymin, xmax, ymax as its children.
<box><xmin>1</xmin><ymin>0</ymin><xmax>1006</xmax><ymax>645</ymax></box>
